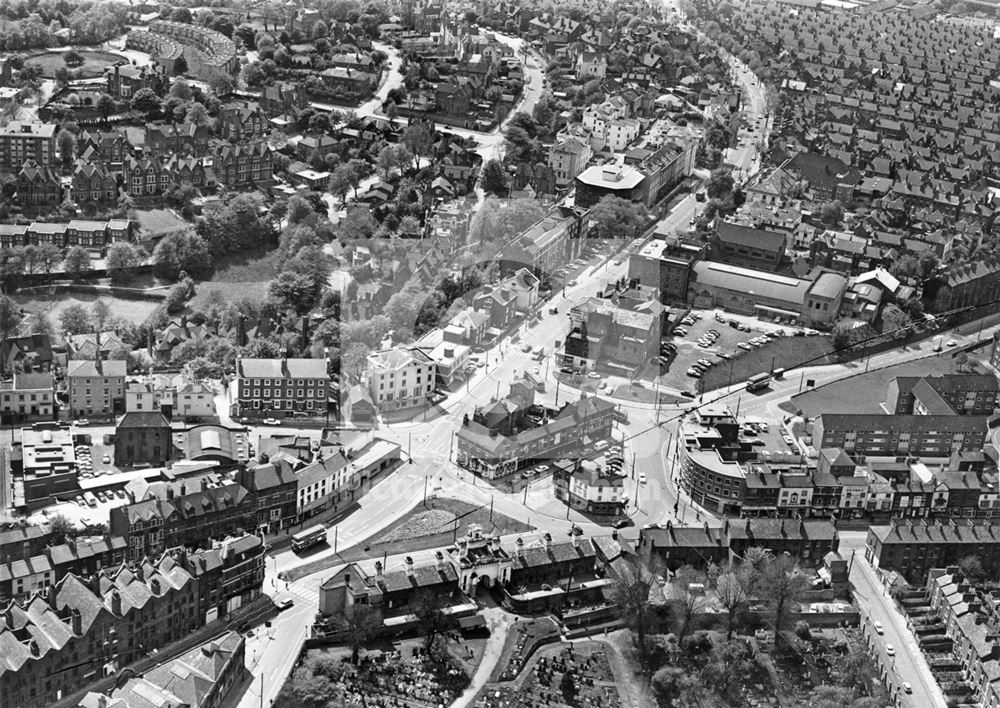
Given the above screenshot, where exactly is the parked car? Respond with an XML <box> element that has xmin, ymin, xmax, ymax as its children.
<box><xmin>102</xmin><ymin>454</ymin><xmax>111</xmax><ymax>464</ymax></box>
<box><xmin>588</xmin><ymin>372</ymin><xmax>601</xmax><ymax>379</ymax></box>
<box><xmin>274</xmin><ymin>596</ymin><xmax>294</xmax><ymax>610</ymax></box>
<box><xmin>262</xmin><ymin>418</ymin><xmax>280</xmax><ymax>425</ymax></box>
<box><xmin>638</xmin><ymin>472</ymin><xmax>647</xmax><ymax>484</ymax></box>
<box><xmin>873</xmin><ymin>621</ymin><xmax>884</xmax><ymax>635</ymax></box>
<box><xmin>885</xmin><ymin>644</ymin><xmax>895</xmax><ymax>656</ymax></box>
<box><xmin>612</xmin><ymin>518</ymin><xmax>633</xmax><ymax>529</ymax></box>
<box><xmin>686</xmin><ymin>368</ymin><xmax>702</xmax><ymax>378</ymax></box>
<box><xmin>681</xmin><ymin>391</ymin><xmax>696</xmax><ymax>398</ymax></box>
<box><xmin>73</xmin><ymin>419</ymin><xmax>90</xmax><ymax>426</ymax></box>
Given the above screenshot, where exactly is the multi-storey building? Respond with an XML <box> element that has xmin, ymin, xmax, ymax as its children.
<box><xmin>125</xmin><ymin>374</ymin><xmax>216</xmax><ymax>419</ymax></box>
<box><xmin>67</xmin><ymin>359</ymin><xmax>126</xmax><ymax>418</ymax></box>
<box><xmin>627</xmin><ymin>235</ymin><xmax>706</xmax><ymax>303</ymax></box>
<box><xmin>144</xmin><ymin>121</ymin><xmax>212</xmax><ymax>156</ymax></box>
<box><xmin>0</xmin><ymin>372</ymin><xmax>54</xmax><ymax>422</ymax></box>
<box><xmin>104</xmin><ymin>63</ymin><xmax>167</xmax><ymax>99</ymax></box>
<box><xmin>114</xmin><ymin>411</ymin><xmax>172</xmax><ymax>468</ymax></box>
<box><xmin>548</xmin><ymin>137</ymin><xmax>592</xmax><ymax>187</ymax></box>
<box><xmin>0</xmin><ymin>121</ymin><xmax>56</xmax><ymax>170</ymax></box>
<box><xmin>234</xmin><ymin>357</ymin><xmax>331</xmax><ymax>418</ymax></box>
<box><xmin>0</xmin><ymin>536</ymin><xmax>263</xmax><ymax>708</ymax></box>
<box><xmin>212</xmin><ymin>141</ymin><xmax>273</xmax><ymax>187</ymax></box>
<box><xmin>110</xmin><ymin>480</ymin><xmax>254</xmax><ymax>561</ymax></box>
<box><xmin>552</xmin><ymin>458</ymin><xmax>626</xmax><ymax>516</ymax></box>
<box><xmin>457</xmin><ymin>382</ymin><xmax>616</xmax><ymax>478</ymax></box>
<box><xmin>294</xmin><ymin>437</ymin><xmax>401</xmax><ymax>522</ymax></box>
<box><xmin>866</xmin><ymin>519</ymin><xmax>1000</xmax><ymax>581</ymax></box>
<box><xmin>71</xmin><ymin>161</ymin><xmax>118</xmax><ymax>204</ymax></box>
<box><xmin>813</xmin><ymin>412</ymin><xmax>988</xmax><ymax>458</ymax></box>
<box><xmin>236</xmin><ymin>461</ymin><xmax>298</xmax><ymax>535</ymax></box>
<box><xmin>0</xmin><ymin>534</ymin><xmax>127</xmax><ymax>605</ymax></box>
<box><xmin>561</xmin><ymin>297</ymin><xmax>662</xmax><ymax>377</ymax></box>
<box><xmin>713</xmin><ymin>219</ymin><xmax>787</xmax><ymax>271</ymax></box>
<box><xmin>16</xmin><ymin>159</ymin><xmax>61</xmax><ymax>206</ymax></box>
<box><xmin>365</xmin><ymin>347</ymin><xmax>436</xmax><ymax>412</ymax></box>
<box><xmin>217</xmin><ymin>102</ymin><xmax>269</xmax><ymax>142</ymax></box>
<box><xmin>77</xmin><ymin>129</ymin><xmax>130</xmax><ymax>166</ymax></box>
<box><xmin>82</xmin><ymin>631</ymin><xmax>246</xmax><ymax>708</ymax></box>
<box><xmin>143</xmin><ymin>20</ymin><xmax>238</xmax><ymax>81</ymax></box>
<box><xmin>639</xmin><ymin>518</ymin><xmax>839</xmax><ymax>571</ymax></box>
<box><xmin>501</xmin><ymin>209</ymin><xmax>586</xmax><ymax>278</ymax></box>
<box><xmin>885</xmin><ymin>374</ymin><xmax>999</xmax><ymax>416</ymax></box>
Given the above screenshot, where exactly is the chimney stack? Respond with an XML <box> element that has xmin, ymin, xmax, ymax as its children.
<box><xmin>70</xmin><ymin>607</ymin><xmax>82</xmax><ymax>635</ymax></box>
<box><xmin>515</xmin><ymin>536</ymin><xmax>524</xmax><ymax>558</ymax></box>
<box><xmin>110</xmin><ymin>590</ymin><xmax>122</xmax><ymax>616</ymax></box>
<box><xmin>405</xmin><ymin>556</ymin><xmax>415</xmax><ymax>577</ymax></box>
<box><xmin>543</xmin><ymin>532</ymin><xmax>552</xmax><ymax>551</ymax></box>
<box><xmin>374</xmin><ymin>561</ymin><xmax>384</xmax><ymax>583</ymax></box>
<box><xmin>435</xmin><ymin>550</ymin><xmax>446</xmax><ymax>571</ymax></box>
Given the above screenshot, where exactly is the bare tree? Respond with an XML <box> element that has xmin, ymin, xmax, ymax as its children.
<box><xmin>671</xmin><ymin>565</ymin><xmax>707</xmax><ymax>642</ymax></box>
<box><xmin>610</xmin><ymin>554</ymin><xmax>663</xmax><ymax>663</ymax></box>
<box><xmin>716</xmin><ymin>570</ymin><xmax>749</xmax><ymax>639</ymax></box>
<box><xmin>762</xmin><ymin>553</ymin><xmax>811</xmax><ymax>636</ymax></box>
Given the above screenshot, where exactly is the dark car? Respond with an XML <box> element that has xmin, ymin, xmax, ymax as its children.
<box><xmin>612</xmin><ymin>518</ymin><xmax>634</xmax><ymax>529</ymax></box>
<box><xmin>681</xmin><ymin>390</ymin><xmax>696</xmax><ymax>398</ymax></box>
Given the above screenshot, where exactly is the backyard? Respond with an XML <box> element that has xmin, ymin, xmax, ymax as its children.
<box><xmin>14</xmin><ymin>289</ymin><xmax>162</xmax><ymax>335</ymax></box>
<box><xmin>25</xmin><ymin>49</ymin><xmax>124</xmax><ymax>79</ymax></box>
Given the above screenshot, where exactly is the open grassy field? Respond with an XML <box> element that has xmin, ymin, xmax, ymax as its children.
<box><xmin>25</xmin><ymin>50</ymin><xmax>124</xmax><ymax>79</ymax></box>
<box><xmin>781</xmin><ymin>352</ymin><xmax>987</xmax><ymax>417</ymax></box>
<box><xmin>188</xmin><ymin>250</ymin><xmax>280</xmax><ymax>310</ymax></box>
<box><xmin>14</xmin><ymin>290</ymin><xmax>161</xmax><ymax>339</ymax></box>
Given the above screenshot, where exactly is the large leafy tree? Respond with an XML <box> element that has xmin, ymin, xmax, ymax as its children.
<box><xmin>587</xmin><ymin>195</ymin><xmax>647</xmax><ymax>241</ymax></box>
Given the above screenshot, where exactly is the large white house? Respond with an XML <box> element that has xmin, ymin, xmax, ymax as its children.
<box><xmin>365</xmin><ymin>347</ymin><xmax>436</xmax><ymax>411</ymax></box>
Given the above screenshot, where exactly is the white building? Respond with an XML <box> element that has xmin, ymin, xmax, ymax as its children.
<box><xmin>295</xmin><ymin>437</ymin><xmax>400</xmax><ymax>519</ymax></box>
<box><xmin>0</xmin><ymin>372</ymin><xmax>54</xmax><ymax>421</ymax></box>
<box><xmin>365</xmin><ymin>347</ymin><xmax>436</xmax><ymax>411</ymax></box>
<box><xmin>126</xmin><ymin>374</ymin><xmax>216</xmax><ymax>419</ymax></box>
<box><xmin>67</xmin><ymin>359</ymin><xmax>126</xmax><ymax>418</ymax></box>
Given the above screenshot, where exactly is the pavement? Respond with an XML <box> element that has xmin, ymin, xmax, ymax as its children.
<box><xmin>840</xmin><ymin>533</ymin><xmax>948</xmax><ymax>708</ymax></box>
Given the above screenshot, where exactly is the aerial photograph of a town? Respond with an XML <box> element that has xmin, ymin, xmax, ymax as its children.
<box><xmin>6</xmin><ymin>0</ymin><xmax>1000</xmax><ymax>706</ymax></box>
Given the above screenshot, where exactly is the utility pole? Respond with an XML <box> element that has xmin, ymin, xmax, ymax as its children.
<box><xmin>333</xmin><ymin>526</ymin><xmax>338</xmax><ymax>553</ymax></box>
<box><xmin>798</xmin><ymin>371</ymin><xmax>805</xmax><ymax>394</ymax></box>
<box><xmin>423</xmin><ymin>475</ymin><xmax>428</xmax><ymax>506</ymax></box>
<box><xmin>489</xmin><ymin>494</ymin><xmax>494</xmax><ymax>523</ymax></box>
<box><xmin>523</xmin><ymin>480</ymin><xmax>529</xmax><ymax>504</ymax></box>
<box><xmin>259</xmin><ymin>672</ymin><xmax>264</xmax><ymax>708</ymax></box>
<box><xmin>631</xmin><ymin>452</ymin><xmax>636</xmax><ymax>479</ymax></box>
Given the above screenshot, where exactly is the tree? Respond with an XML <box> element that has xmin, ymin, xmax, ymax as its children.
<box><xmin>761</xmin><ymin>552</ymin><xmax>810</xmax><ymax>636</ymax></box>
<box><xmin>955</xmin><ymin>350</ymin><xmax>970</xmax><ymax>372</ymax></box>
<box><xmin>412</xmin><ymin>589</ymin><xmax>449</xmax><ymax>650</ymax></box>
<box><xmin>269</xmin><ymin>271</ymin><xmax>321</xmax><ymax>315</ymax></box>
<box><xmin>716</xmin><ymin>570</ymin><xmax>749</xmax><ymax>639</ymax></box>
<box><xmin>671</xmin><ymin>565</ymin><xmax>707</xmax><ymax>642</ymax></box>
<box><xmin>385</xmin><ymin>101</ymin><xmax>399</xmax><ymax>122</ymax></box>
<box><xmin>170</xmin><ymin>8</ymin><xmax>193</xmax><ymax>23</ymax></box>
<box><xmin>609</xmin><ymin>555</ymin><xmax>662</xmax><ymax>664</ymax></box>
<box><xmin>96</xmin><ymin>92</ymin><xmax>115</xmax><ymax>120</ymax></box>
<box><xmin>63</xmin><ymin>246</ymin><xmax>92</xmax><ymax>275</ymax></box>
<box><xmin>559</xmin><ymin>671</ymin><xmax>577</xmax><ymax>706</ymax></box>
<box><xmin>272</xmin><ymin>667</ymin><xmax>341</xmax><ymax>708</ymax></box>
<box><xmin>50</xmin><ymin>513</ymin><xmax>75</xmax><ymax>545</ymax></box>
<box><xmin>173</xmin><ymin>55</ymin><xmax>188</xmax><ymax>76</ymax></box>
<box><xmin>338</xmin><ymin>209</ymin><xmax>377</xmax><ymax>242</ymax></box>
<box><xmin>467</xmin><ymin>197</ymin><xmax>547</xmax><ymax>252</ymax></box>
<box><xmin>91</xmin><ymin>300</ymin><xmax>111</xmax><ymax>330</ymax></box>
<box><xmin>56</xmin><ymin>129</ymin><xmax>77</xmax><ymax>167</ymax></box>
<box><xmin>588</xmin><ymin>195</ymin><xmax>647</xmax><ymax>241</ymax></box>
<box><xmin>130</xmin><ymin>87</ymin><xmax>160</xmax><ymax>115</ymax></box>
<box><xmin>818</xmin><ymin>200</ymin><xmax>845</xmax><ymax>227</ymax></box>
<box><xmin>706</xmin><ymin>167</ymin><xmax>735</xmax><ymax>200</ymax></box>
<box><xmin>340</xmin><ymin>605</ymin><xmax>380</xmax><ymax>664</ymax></box>
<box><xmin>152</xmin><ymin>232</ymin><xmax>213</xmax><ymax>280</ymax></box>
<box><xmin>958</xmin><ymin>555</ymin><xmax>985</xmax><ymax>583</ymax></box>
<box><xmin>329</xmin><ymin>163</ymin><xmax>359</xmax><ymax>204</ymax></box>
<box><xmin>59</xmin><ymin>304</ymin><xmax>91</xmax><ymax>335</ymax></box>
<box><xmin>0</xmin><ymin>295</ymin><xmax>22</xmax><ymax>340</ymax></box>
<box><xmin>376</xmin><ymin>144</ymin><xmax>400</xmax><ymax>179</ymax></box>
<box><xmin>311</xmin><ymin>20</ymin><xmax>329</xmax><ymax>38</ymax></box>
<box><xmin>185</xmin><ymin>102</ymin><xmax>211</xmax><ymax>126</ymax></box>
<box><xmin>63</xmin><ymin>50</ymin><xmax>84</xmax><ymax>67</ymax></box>
<box><xmin>402</xmin><ymin>121</ymin><xmax>434</xmax><ymax>168</ymax></box>
<box><xmin>480</xmin><ymin>158</ymin><xmax>509</xmax><ymax>196</ymax></box>
<box><xmin>106</xmin><ymin>241</ymin><xmax>144</xmax><ymax>283</ymax></box>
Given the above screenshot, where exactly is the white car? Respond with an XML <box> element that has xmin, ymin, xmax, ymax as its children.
<box><xmin>873</xmin><ymin>621</ymin><xmax>884</xmax><ymax>635</ymax></box>
<box><xmin>686</xmin><ymin>368</ymin><xmax>701</xmax><ymax>378</ymax></box>
<box><xmin>902</xmin><ymin>683</ymin><xmax>911</xmax><ymax>694</ymax></box>
<box><xmin>885</xmin><ymin>644</ymin><xmax>895</xmax><ymax>656</ymax></box>
<box><xmin>262</xmin><ymin>418</ymin><xmax>280</xmax><ymax>425</ymax></box>
<box><xmin>274</xmin><ymin>595</ymin><xmax>294</xmax><ymax>610</ymax></box>
<box><xmin>638</xmin><ymin>473</ymin><xmax>647</xmax><ymax>484</ymax></box>
<box><xmin>947</xmin><ymin>340</ymin><xmax>958</xmax><ymax>347</ymax></box>
<box><xmin>588</xmin><ymin>372</ymin><xmax>601</xmax><ymax>379</ymax></box>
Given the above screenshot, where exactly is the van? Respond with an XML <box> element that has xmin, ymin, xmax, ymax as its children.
<box><xmin>772</xmin><ymin>367</ymin><xmax>785</xmax><ymax>380</ymax></box>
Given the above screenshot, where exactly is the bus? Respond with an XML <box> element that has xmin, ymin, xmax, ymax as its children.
<box><xmin>291</xmin><ymin>524</ymin><xmax>328</xmax><ymax>553</ymax></box>
<box><xmin>746</xmin><ymin>372</ymin><xmax>772</xmax><ymax>392</ymax></box>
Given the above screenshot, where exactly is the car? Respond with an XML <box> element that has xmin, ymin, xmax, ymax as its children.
<box><xmin>674</xmin><ymin>327</ymin><xmax>688</xmax><ymax>336</ymax></box>
<box><xmin>598</xmin><ymin>382</ymin><xmax>608</xmax><ymax>390</ymax></box>
<box><xmin>716</xmin><ymin>352</ymin><xmax>731</xmax><ymax>359</ymax></box>
<box><xmin>885</xmin><ymin>644</ymin><xmax>895</xmax><ymax>656</ymax></box>
<box><xmin>115</xmin><ymin>489</ymin><xmax>126</xmax><ymax>499</ymax></box>
<box><xmin>708</xmin><ymin>329</ymin><xmax>720</xmax><ymax>336</ymax></box>
<box><xmin>262</xmin><ymin>418</ymin><xmax>280</xmax><ymax>425</ymax></box>
<box><xmin>681</xmin><ymin>390</ymin><xmax>696</xmax><ymax>398</ymax></box>
<box><xmin>535</xmin><ymin>464</ymin><xmax>551</xmax><ymax>473</ymax></box>
<box><xmin>697</xmin><ymin>359</ymin><xmax>712</xmax><ymax>367</ymax></box>
<box><xmin>783</xmin><ymin>435</ymin><xmax>795</xmax><ymax>445</ymax></box>
<box><xmin>477</xmin><ymin>360</ymin><xmax>486</xmax><ymax>368</ymax></box>
<box><xmin>613</xmin><ymin>259</ymin><xmax>623</xmax><ymax>265</ymax></box>
<box><xmin>715</xmin><ymin>313</ymin><xmax>726</xmax><ymax>323</ymax></box>
<box><xmin>588</xmin><ymin>371</ymin><xmax>601</xmax><ymax>379</ymax></box>
<box><xmin>274</xmin><ymin>596</ymin><xmax>294</xmax><ymax>610</ymax></box>
<box><xmin>947</xmin><ymin>339</ymin><xmax>958</xmax><ymax>347</ymax></box>
<box><xmin>522</xmin><ymin>469</ymin><xmax>535</xmax><ymax>478</ymax></box>
<box><xmin>638</xmin><ymin>473</ymin><xmax>647</xmax><ymax>484</ymax></box>
<box><xmin>737</xmin><ymin>323</ymin><xmax>749</xmax><ymax>331</ymax></box>
<box><xmin>96</xmin><ymin>492</ymin><xmax>107</xmax><ymax>503</ymax></box>
<box><xmin>759</xmin><ymin>423</ymin><xmax>769</xmax><ymax>432</ymax></box>
<box><xmin>75</xmin><ymin>496</ymin><xmax>86</xmax><ymax>506</ymax></box>
<box><xmin>549</xmin><ymin>307</ymin><xmax>558</xmax><ymax>314</ymax></box>
<box><xmin>750</xmin><ymin>438</ymin><xmax>766</xmax><ymax>446</ymax></box>
<box><xmin>73</xmin><ymin>419</ymin><xmax>90</xmax><ymax>426</ymax></box>
<box><xmin>612</xmin><ymin>518</ymin><xmax>634</xmax><ymax>529</ymax></box>
<box><xmin>102</xmin><ymin>454</ymin><xmax>111</xmax><ymax>464</ymax></box>
<box><xmin>738</xmin><ymin>343</ymin><xmax>753</xmax><ymax>351</ymax></box>
<box><xmin>686</xmin><ymin>368</ymin><xmax>702</xmax><ymax>378</ymax></box>
<box><xmin>902</xmin><ymin>683</ymin><xmax>911</xmax><ymax>694</ymax></box>
<box><xmin>873</xmin><ymin>621</ymin><xmax>884</xmax><ymax>635</ymax></box>
<box><xmin>531</xmin><ymin>366</ymin><xmax>540</xmax><ymax>375</ymax></box>
<box><xmin>560</xmin><ymin>367</ymin><xmax>574</xmax><ymax>375</ymax></box>
<box><xmin>522</xmin><ymin>344</ymin><xmax>532</xmax><ymax>352</ymax></box>
<box><xmin>567</xmin><ymin>279</ymin><xmax>578</xmax><ymax>287</ymax></box>
<box><xmin>690</xmin><ymin>313</ymin><xmax>702</xmax><ymax>320</ymax></box>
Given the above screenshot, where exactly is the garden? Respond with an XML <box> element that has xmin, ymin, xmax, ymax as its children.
<box><xmin>25</xmin><ymin>49</ymin><xmax>125</xmax><ymax>79</ymax></box>
<box><xmin>363</xmin><ymin>498</ymin><xmax>533</xmax><ymax>550</ymax></box>
<box><xmin>475</xmin><ymin>642</ymin><xmax>623</xmax><ymax>708</ymax></box>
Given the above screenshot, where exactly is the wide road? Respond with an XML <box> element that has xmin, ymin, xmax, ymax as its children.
<box><xmin>839</xmin><ymin>532</ymin><xmax>947</xmax><ymax>708</ymax></box>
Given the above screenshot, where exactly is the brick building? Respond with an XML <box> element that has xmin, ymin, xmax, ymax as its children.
<box><xmin>0</xmin><ymin>121</ymin><xmax>56</xmax><ymax>171</ymax></box>
<box><xmin>234</xmin><ymin>356</ymin><xmax>331</xmax><ymax>419</ymax></box>
<box><xmin>114</xmin><ymin>411</ymin><xmax>172</xmax><ymax>468</ymax></box>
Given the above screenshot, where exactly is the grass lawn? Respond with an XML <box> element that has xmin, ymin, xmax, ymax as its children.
<box><xmin>702</xmin><ymin>335</ymin><xmax>835</xmax><ymax>391</ymax></box>
<box><xmin>25</xmin><ymin>50</ymin><xmax>123</xmax><ymax>79</ymax></box>
<box><xmin>14</xmin><ymin>291</ymin><xmax>161</xmax><ymax>338</ymax></box>
<box><xmin>781</xmin><ymin>353</ymin><xmax>987</xmax><ymax>417</ymax></box>
<box><xmin>363</xmin><ymin>497</ymin><xmax>532</xmax><ymax>550</ymax></box>
<box><xmin>189</xmin><ymin>249</ymin><xmax>279</xmax><ymax>309</ymax></box>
